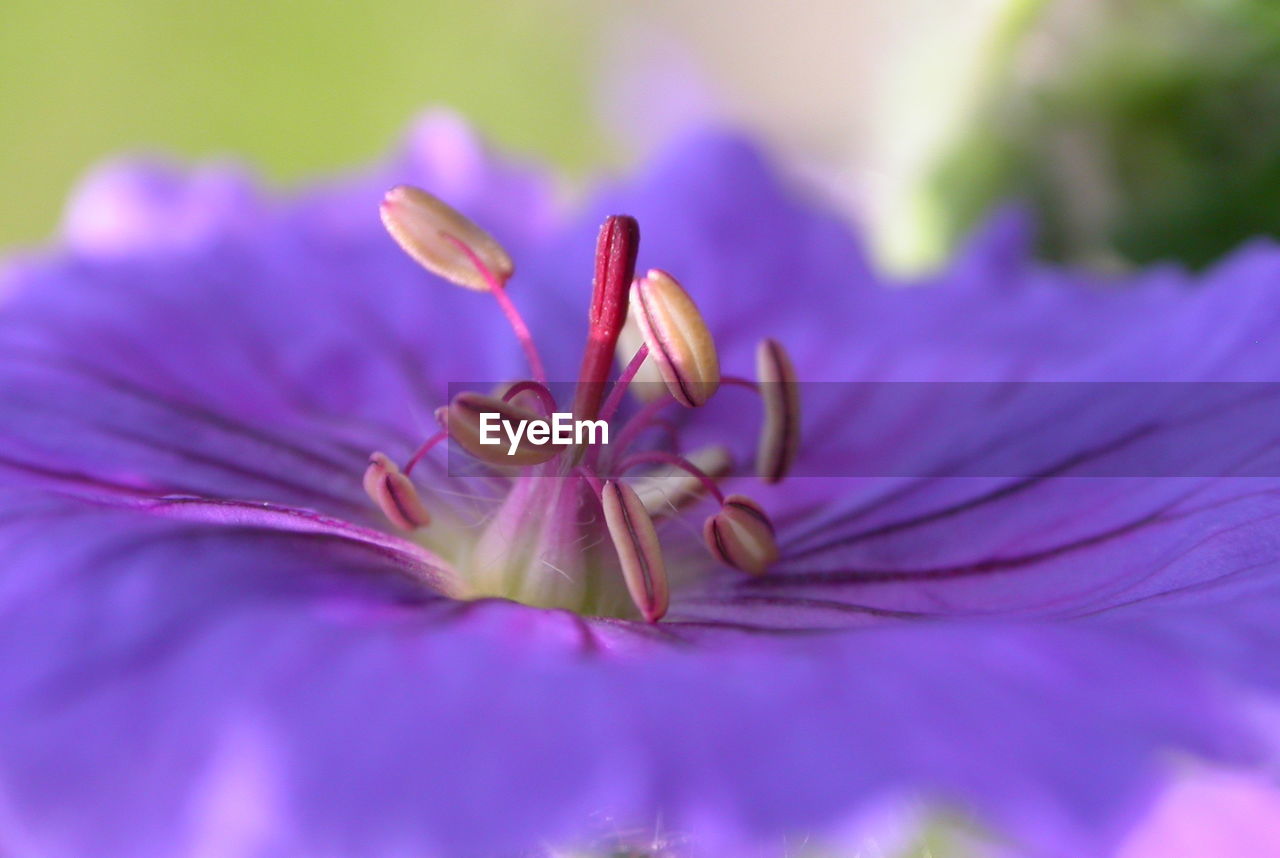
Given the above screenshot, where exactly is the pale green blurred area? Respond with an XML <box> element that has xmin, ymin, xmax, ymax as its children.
<box><xmin>0</xmin><ymin>0</ymin><xmax>604</xmax><ymax>247</ymax></box>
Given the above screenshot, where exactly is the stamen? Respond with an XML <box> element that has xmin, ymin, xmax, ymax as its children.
<box><xmin>572</xmin><ymin>216</ymin><xmax>640</xmax><ymax>421</ymax></box>
<box><xmin>380</xmin><ymin>185</ymin><xmax>513</xmax><ymax>291</ymax></box>
<box><xmin>719</xmin><ymin>375</ymin><xmax>759</xmax><ymax>391</ymax></box>
<box><xmin>703</xmin><ymin>494</ymin><xmax>779</xmax><ymax>575</ymax></box>
<box><xmin>364</xmin><ymin>452</ymin><xmax>432</xmax><ymax>531</ymax></box>
<box><xmin>632</xmin><ymin>269</ymin><xmax>720</xmax><ymax>407</ymax></box>
<box><xmin>446</xmin><ymin>392</ymin><xmax>564</xmax><ymax>467</ymax></box>
<box><xmin>382</xmin><ymin>185</ymin><xmax>546</xmax><ymax>382</ymax></box>
<box><xmin>610</xmin><ymin>395</ymin><xmax>677</xmax><ymax>461</ymax></box>
<box><xmin>370</xmin><ymin>195</ymin><xmax>792</xmax><ymax>621</ymax></box>
<box><xmin>630</xmin><ymin>445</ymin><xmax>733</xmax><ymax>517</ymax></box>
<box><xmin>435</xmin><ymin>230</ymin><xmax>547</xmax><ymax>384</ymax></box>
<box><xmin>498</xmin><ymin>380</ymin><xmax>558</xmax><ymax>416</ymax></box>
<box><xmin>362</xmin><ymin>451</ymin><xmax>393</xmax><ymax>500</ymax></box>
<box><xmin>600</xmin><ymin>480</ymin><xmax>670</xmax><ymax>622</ymax></box>
<box><xmin>476</xmin><ymin>271</ymin><xmax>547</xmax><ymax>384</ymax></box>
<box><xmin>617</xmin><ymin>450</ymin><xmax>727</xmax><ymax>505</ymax></box>
<box><xmin>403</xmin><ymin>430</ymin><xmax>448</xmax><ymax>475</ymax></box>
<box><xmin>615</xmin><ymin>309</ymin><xmax>665</xmax><ymax>401</ymax></box>
<box><xmin>597</xmin><ymin>343</ymin><xmax>650</xmax><ymax>425</ymax></box>
<box><xmin>755</xmin><ymin>338</ymin><xmax>800</xmax><ymax>483</ymax></box>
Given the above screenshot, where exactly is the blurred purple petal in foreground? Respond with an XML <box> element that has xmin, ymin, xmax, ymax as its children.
<box><xmin>1</xmin><ymin>111</ymin><xmax>1280</xmax><ymax>857</ymax></box>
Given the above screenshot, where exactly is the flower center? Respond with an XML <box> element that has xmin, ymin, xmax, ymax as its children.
<box><xmin>364</xmin><ymin>186</ymin><xmax>799</xmax><ymax>622</ymax></box>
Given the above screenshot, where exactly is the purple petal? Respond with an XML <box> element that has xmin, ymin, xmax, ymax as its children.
<box><xmin>60</xmin><ymin>159</ymin><xmax>262</xmax><ymax>260</ymax></box>
<box><xmin>1117</xmin><ymin>767</ymin><xmax>1280</xmax><ymax>858</ymax></box>
<box><xmin>0</xmin><ymin>115</ymin><xmax>560</xmax><ymax>513</ymax></box>
<box><xmin>0</xmin><ymin>494</ymin><xmax>1252</xmax><ymax>857</ymax></box>
<box><xmin>1</xmin><ymin>116</ymin><xmax>1279</xmax><ymax>857</ymax></box>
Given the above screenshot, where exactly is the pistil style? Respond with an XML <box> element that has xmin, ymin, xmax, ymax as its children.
<box><xmin>572</xmin><ymin>216</ymin><xmax>640</xmax><ymax>422</ymax></box>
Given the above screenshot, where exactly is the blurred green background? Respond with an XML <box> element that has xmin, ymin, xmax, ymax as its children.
<box><xmin>8</xmin><ymin>0</ymin><xmax>1280</xmax><ymax>271</ymax></box>
<box><xmin>0</xmin><ymin>0</ymin><xmax>602</xmax><ymax>247</ymax></box>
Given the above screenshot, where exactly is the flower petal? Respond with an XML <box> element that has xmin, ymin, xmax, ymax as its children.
<box><xmin>0</xmin><ymin>115</ymin><xmax>558</xmax><ymax>514</ymax></box>
<box><xmin>0</xmin><ymin>491</ymin><xmax>1254</xmax><ymax>857</ymax></box>
<box><xmin>61</xmin><ymin>159</ymin><xmax>262</xmax><ymax>260</ymax></box>
<box><xmin>3</xmin><ymin>120</ymin><xmax>1280</xmax><ymax>858</ymax></box>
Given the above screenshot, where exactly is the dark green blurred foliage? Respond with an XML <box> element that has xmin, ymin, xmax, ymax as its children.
<box><xmin>935</xmin><ymin>0</ymin><xmax>1280</xmax><ymax>269</ymax></box>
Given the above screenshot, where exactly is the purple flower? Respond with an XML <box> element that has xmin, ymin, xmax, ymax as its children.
<box><xmin>2</xmin><ymin>110</ymin><xmax>1279</xmax><ymax>857</ymax></box>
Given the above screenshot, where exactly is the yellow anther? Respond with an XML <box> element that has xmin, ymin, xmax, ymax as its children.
<box><xmin>600</xmin><ymin>480</ymin><xmax>670</xmax><ymax>622</ymax></box>
<box><xmin>631</xmin><ymin>269</ymin><xmax>720</xmax><ymax>407</ymax></box>
<box><xmin>704</xmin><ymin>494</ymin><xmax>779</xmax><ymax>575</ymax></box>
<box><xmin>363</xmin><ymin>451</ymin><xmax>432</xmax><ymax>531</ymax></box>
<box><xmin>755</xmin><ymin>338</ymin><xmax>800</xmax><ymax>483</ymax></box>
<box><xmin>380</xmin><ymin>185</ymin><xmax>514</xmax><ymax>291</ymax></box>
<box><xmin>446</xmin><ymin>392</ymin><xmax>564</xmax><ymax>467</ymax></box>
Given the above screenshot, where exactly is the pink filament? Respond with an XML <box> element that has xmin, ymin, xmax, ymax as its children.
<box><xmin>441</xmin><ymin>232</ymin><xmax>547</xmax><ymax>384</ymax></box>
<box><xmin>616</xmin><ymin>451</ymin><xmax>726</xmax><ymax>504</ymax></box>
<box><xmin>719</xmin><ymin>374</ymin><xmax>760</xmax><ymax>392</ymax></box>
<box><xmin>403</xmin><ymin>430</ymin><xmax>448</xmax><ymax>475</ymax></box>
<box><xmin>597</xmin><ymin>344</ymin><xmax>649</xmax><ymax>426</ymax></box>
<box><xmin>502</xmin><ymin>380</ymin><xmax>558</xmax><ymax>415</ymax></box>
<box><xmin>609</xmin><ymin>396</ymin><xmax>675</xmax><ymax>463</ymax></box>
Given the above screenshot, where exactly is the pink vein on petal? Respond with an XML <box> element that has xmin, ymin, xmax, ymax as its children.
<box><xmin>138</xmin><ymin>496</ymin><xmax>458</xmax><ymax>596</ymax></box>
